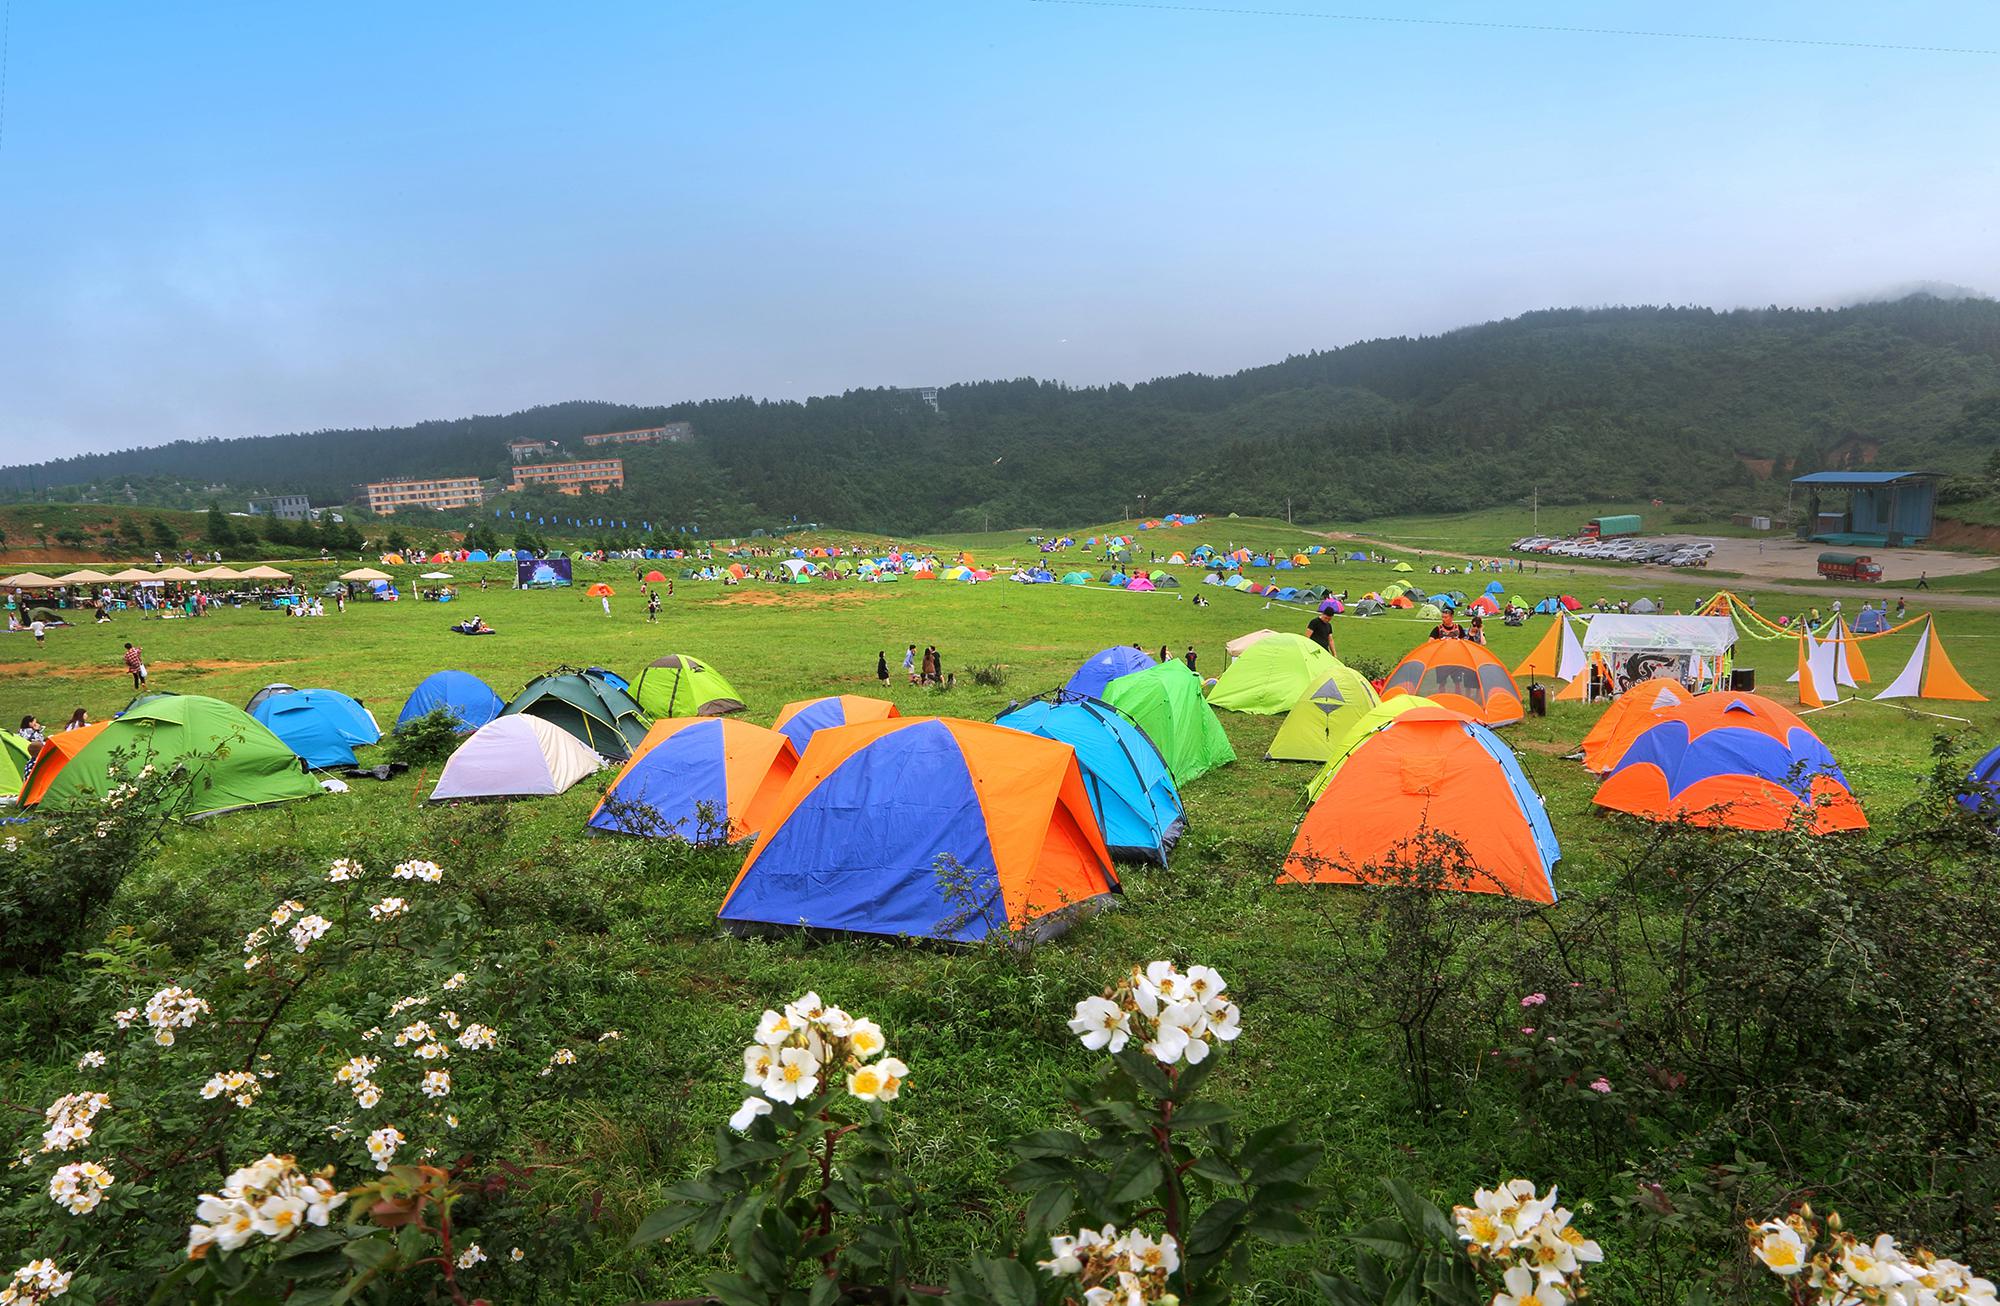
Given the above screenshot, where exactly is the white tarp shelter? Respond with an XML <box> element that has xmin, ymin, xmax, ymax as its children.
<box><xmin>1580</xmin><ymin>615</ymin><xmax>1737</xmax><ymax>695</ymax></box>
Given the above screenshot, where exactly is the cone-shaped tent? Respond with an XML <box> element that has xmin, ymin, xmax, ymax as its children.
<box><xmin>1874</xmin><ymin>620</ymin><xmax>1986</xmax><ymax>702</ymax></box>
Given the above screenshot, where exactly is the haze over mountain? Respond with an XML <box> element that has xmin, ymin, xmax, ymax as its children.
<box><xmin>5</xmin><ymin>296</ymin><xmax>1999</xmax><ymax>535</ymax></box>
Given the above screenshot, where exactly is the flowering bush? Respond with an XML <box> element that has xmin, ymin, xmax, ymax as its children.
<box><xmin>1038</xmin><ymin>1224</ymin><xmax>1183</xmax><ymax>1304</ymax></box>
<box><xmin>631</xmin><ymin>992</ymin><xmax>917</xmax><ymax>1300</ymax></box>
<box><xmin>1747</xmin><ymin>1206</ymin><xmax>1997</xmax><ymax>1305</ymax></box>
<box><xmin>1314</xmin><ymin>1178</ymin><xmax>1601</xmax><ymax>1306</ymax></box>
<box><xmin>1</xmin><ymin>851</ymin><xmax>613</xmax><ymax>1305</ymax></box>
<box><xmin>972</xmin><ymin>961</ymin><xmax>1315</xmax><ymax>1306</ymax></box>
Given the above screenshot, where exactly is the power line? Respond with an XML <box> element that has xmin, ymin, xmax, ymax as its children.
<box><xmin>1023</xmin><ymin>0</ymin><xmax>2000</xmax><ymax>57</ymax></box>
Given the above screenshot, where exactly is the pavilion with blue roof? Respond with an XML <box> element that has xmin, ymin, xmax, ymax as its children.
<box><xmin>1791</xmin><ymin>470</ymin><xmax>1941</xmax><ymax>546</ymax></box>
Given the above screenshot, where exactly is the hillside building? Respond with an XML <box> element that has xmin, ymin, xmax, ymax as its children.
<box><xmin>359</xmin><ymin>476</ymin><xmax>487</xmax><ymax>515</ymax></box>
<box><xmin>580</xmin><ymin>423</ymin><xmax>692</xmax><ymax>448</ymax></box>
<box><xmin>247</xmin><ymin>494</ymin><xmax>314</xmax><ymax>521</ymax></box>
<box><xmin>510</xmin><ymin>458</ymin><xmax>624</xmax><ymax>496</ymax></box>
<box><xmin>507</xmin><ymin>439</ymin><xmax>559</xmax><ymax>461</ymax></box>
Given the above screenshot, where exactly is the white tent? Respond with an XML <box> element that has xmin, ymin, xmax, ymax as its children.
<box><xmin>1225</xmin><ymin>629</ymin><xmax>1283</xmax><ymax>659</ymax></box>
<box><xmin>1580</xmin><ymin>615</ymin><xmax>1737</xmax><ymax>694</ymax></box>
<box><xmin>429</xmin><ymin>716</ymin><xmax>603</xmax><ymax>801</ymax></box>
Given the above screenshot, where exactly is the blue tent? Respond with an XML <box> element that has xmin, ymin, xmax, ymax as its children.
<box><xmin>1065</xmin><ymin>645</ymin><xmax>1158</xmax><ymax>700</ymax></box>
<box><xmin>586</xmin><ymin>666</ymin><xmax>631</xmax><ymax>692</ymax></box>
<box><xmin>396</xmin><ymin>671</ymin><xmax>506</xmax><ymax>734</ymax></box>
<box><xmin>1533</xmin><ymin>598</ymin><xmax>1563</xmax><ymax>615</ymax></box>
<box><xmin>1429</xmin><ymin>593</ymin><xmax>1457</xmax><ymax>608</ymax></box>
<box><xmin>1485</xmin><ymin>580</ymin><xmax>1505</xmax><ymax>594</ymax></box>
<box><xmin>1105</xmin><ymin>570</ymin><xmax>1129</xmax><ymax>586</ymax></box>
<box><xmin>1347</xmin><ymin>552</ymin><xmax>1368</xmax><ymax>561</ymax></box>
<box><xmin>1853</xmin><ymin>607</ymin><xmax>1889</xmax><ymax>634</ymax></box>
<box><xmin>251</xmin><ymin>688</ymin><xmax>382</xmax><ymax>768</ymax></box>
<box><xmin>1959</xmin><ymin>744</ymin><xmax>2000</xmax><ymax>820</ymax></box>
<box><xmin>1274</xmin><ymin>587</ymin><xmax>1302</xmax><ymax>601</ymax></box>
<box><xmin>467</xmin><ymin>550</ymin><xmax>491</xmax><ymax>562</ymax></box>
<box><xmin>996</xmin><ymin>698</ymin><xmax>1184</xmax><ymax>863</ymax></box>
<box><xmin>1275</xmin><ymin>559</ymin><xmax>1295</xmax><ymax>570</ymax></box>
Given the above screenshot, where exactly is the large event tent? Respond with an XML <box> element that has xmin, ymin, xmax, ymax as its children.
<box><xmin>250</xmin><ymin>689</ymin><xmax>382</xmax><ymax>769</ymax></box>
<box><xmin>1064</xmin><ymin>646</ymin><xmax>1157</xmax><ymax>700</ymax></box>
<box><xmin>430</xmin><ymin>716</ymin><xmax>603</xmax><ymax>800</ymax></box>
<box><xmin>1207</xmin><ymin>635</ymin><xmax>1343</xmax><ymax>715</ymax></box>
<box><xmin>718</xmin><ymin>718</ymin><xmax>1118</xmax><ymax>943</ymax></box>
<box><xmin>995</xmin><ymin>697</ymin><xmax>1185</xmax><ymax>863</ymax></box>
<box><xmin>396</xmin><ymin>671</ymin><xmax>506</xmax><ymax>734</ymax></box>
<box><xmin>630</xmin><ymin>654</ymin><xmax>745</xmax><ymax>718</ymax></box>
<box><xmin>1380</xmin><ymin>640</ymin><xmax>1524</xmax><ymax>726</ymax></box>
<box><xmin>1100</xmin><ymin>661</ymin><xmax>1235</xmax><ymax>785</ymax></box>
<box><xmin>1592</xmin><ymin>693</ymin><xmax>1866</xmax><ymax>833</ymax></box>
<box><xmin>1264</xmin><ymin>664</ymin><xmax>1382</xmax><ymax>762</ymax></box>
<box><xmin>506</xmin><ymin>670</ymin><xmax>648</xmax><ymax>760</ymax></box>
<box><xmin>1281</xmin><ymin>707</ymin><xmax>1560</xmax><ymax>902</ymax></box>
<box><xmin>587</xmin><ymin>717</ymin><xmax>798</xmax><ymax>841</ymax></box>
<box><xmin>771</xmin><ymin>695</ymin><xmax>900</xmax><ymax>756</ymax></box>
<box><xmin>24</xmin><ymin>696</ymin><xmax>319</xmax><ymax>819</ymax></box>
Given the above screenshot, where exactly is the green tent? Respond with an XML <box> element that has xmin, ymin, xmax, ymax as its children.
<box><xmin>29</xmin><ymin>695</ymin><xmax>319</xmax><ymax>819</ymax></box>
<box><xmin>1207</xmin><ymin>634</ymin><xmax>1343</xmax><ymax>715</ymax></box>
<box><xmin>1264</xmin><ymin>665</ymin><xmax>1383</xmax><ymax>762</ymax></box>
<box><xmin>1101</xmin><ymin>662</ymin><xmax>1235</xmax><ymax>785</ymax></box>
<box><xmin>0</xmin><ymin>731</ymin><xmax>30</xmax><ymax>795</ymax></box>
<box><xmin>1415</xmin><ymin>603</ymin><xmax>1443</xmax><ymax>621</ymax></box>
<box><xmin>629</xmin><ymin>654</ymin><xmax>745</xmax><ymax>718</ymax></box>
<box><xmin>1304</xmin><ymin>695</ymin><xmax>1442</xmax><ymax>801</ymax></box>
<box><xmin>508</xmin><ymin>670</ymin><xmax>650</xmax><ymax>760</ymax></box>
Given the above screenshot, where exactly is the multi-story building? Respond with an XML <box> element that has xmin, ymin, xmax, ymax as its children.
<box><xmin>247</xmin><ymin>493</ymin><xmax>314</xmax><ymax>521</ymax></box>
<box><xmin>358</xmin><ymin>476</ymin><xmax>487</xmax><ymax>515</ymax></box>
<box><xmin>579</xmin><ymin>422</ymin><xmax>692</xmax><ymax>448</ymax></box>
<box><xmin>510</xmin><ymin>458</ymin><xmax>624</xmax><ymax>496</ymax></box>
<box><xmin>507</xmin><ymin>438</ymin><xmax>559</xmax><ymax>462</ymax></box>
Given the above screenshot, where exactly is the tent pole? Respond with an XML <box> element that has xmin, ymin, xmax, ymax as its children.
<box><xmin>1874</xmin><ymin>700</ymin><xmax>1973</xmax><ymax>726</ymax></box>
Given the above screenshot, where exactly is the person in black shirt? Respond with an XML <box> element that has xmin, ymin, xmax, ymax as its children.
<box><xmin>1307</xmin><ymin>613</ymin><xmax>1334</xmax><ymax>654</ymax></box>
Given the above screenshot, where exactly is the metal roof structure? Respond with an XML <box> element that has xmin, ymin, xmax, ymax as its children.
<box><xmin>1790</xmin><ymin>470</ymin><xmax>1943</xmax><ymax>486</ymax></box>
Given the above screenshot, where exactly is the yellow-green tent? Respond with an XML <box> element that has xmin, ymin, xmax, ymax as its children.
<box><xmin>1265</xmin><ymin>665</ymin><xmax>1382</xmax><ymax>762</ymax></box>
<box><xmin>1304</xmin><ymin>695</ymin><xmax>1441</xmax><ymax>801</ymax></box>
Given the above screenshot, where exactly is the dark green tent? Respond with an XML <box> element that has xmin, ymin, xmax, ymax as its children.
<box><xmin>29</xmin><ymin>695</ymin><xmax>319</xmax><ymax>819</ymax></box>
<box><xmin>506</xmin><ymin>670</ymin><xmax>648</xmax><ymax>760</ymax></box>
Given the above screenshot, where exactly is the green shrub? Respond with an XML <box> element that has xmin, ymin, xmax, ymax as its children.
<box><xmin>389</xmin><ymin>707</ymin><xmax>467</xmax><ymax>768</ymax></box>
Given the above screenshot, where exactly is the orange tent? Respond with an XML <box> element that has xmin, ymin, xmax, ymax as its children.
<box><xmin>643</xmin><ymin>570</ymin><xmax>668</xmax><ymax>583</ymax></box>
<box><xmin>1278</xmin><ymin>706</ymin><xmax>1558</xmax><ymax>902</ymax></box>
<box><xmin>1380</xmin><ymin>640</ymin><xmax>1525</xmax><ymax>726</ymax></box>
<box><xmin>586</xmin><ymin>583</ymin><xmax>615</xmax><ymax>597</ymax></box>
<box><xmin>772</xmin><ymin>695</ymin><xmax>901</xmax><ymax>755</ymax></box>
<box><xmin>1593</xmin><ymin>693</ymin><xmax>1866</xmax><ymax>833</ymax></box>
<box><xmin>18</xmin><ymin>723</ymin><xmax>111</xmax><ymax>806</ymax></box>
<box><xmin>1874</xmin><ymin>620</ymin><xmax>1985</xmax><ymax>703</ymax></box>
<box><xmin>587</xmin><ymin>718</ymin><xmax>797</xmax><ymax>842</ymax></box>
<box><xmin>1578</xmin><ymin>680</ymin><xmax>1692</xmax><ymax>773</ymax></box>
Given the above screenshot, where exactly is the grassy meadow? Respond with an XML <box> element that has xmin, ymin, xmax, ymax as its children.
<box><xmin>3</xmin><ymin>514</ymin><xmax>1997</xmax><ymax>1301</ymax></box>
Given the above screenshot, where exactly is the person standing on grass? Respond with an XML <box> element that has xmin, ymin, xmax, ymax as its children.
<box><xmin>124</xmin><ymin>642</ymin><xmax>146</xmax><ymax>689</ymax></box>
<box><xmin>1308</xmin><ymin>610</ymin><xmax>1335</xmax><ymax>654</ymax></box>
<box><xmin>1183</xmin><ymin>645</ymin><xmax>1197</xmax><ymax>673</ymax></box>
<box><xmin>31</xmin><ymin>617</ymin><xmax>46</xmax><ymax>645</ymax></box>
<box><xmin>876</xmin><ymin>651</ymin><xmax>890</xmax><ymax>687</ymax></box>
<box><xmin>600</xmin><ymin>592</ymin><xmax>612</xmax><ymax>617</ymax></box>
<box><xmin>904</xmin><ymin>644</ymin><xmax>917</xmax><ymax>682</ymax></box>
<box><xmin>647</xmin><ymin>590</ymin><xmax>661</xmax><ymax>623</ymax></box>
<box><xmin>1916</xmin><ymin>571</ymin><xmax>1929</xmax><ymax>591</ymax></box>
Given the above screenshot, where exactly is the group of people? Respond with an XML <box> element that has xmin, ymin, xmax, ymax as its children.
<box><xmin>1426</xmin><ymin>610</ymin><xmax>1488</xmax><ymax>644</ymax></box>
<box><xmin>17</xmin><ymin>708</ymin><xmax>91</xmax><ymax>748</ymax></box>
<box><xmin>890</xmin><ymin>644</ymin><xmax>950</xmax><ymax>688</ymax></box>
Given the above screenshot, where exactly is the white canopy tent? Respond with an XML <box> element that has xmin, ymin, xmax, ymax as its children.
<box><xmin>1579</xmin><ymin>615</ymin><xmax>1737</xmax><ymax>695</ymax></box>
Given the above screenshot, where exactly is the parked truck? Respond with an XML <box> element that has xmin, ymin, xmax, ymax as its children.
<box><xmin>1581</xmin><ymin>514</ymin><xmax>1642</xmax><ymax>539</ymax></box>
<box><xmin>1816</xmin><ymin>551</ymin><xmax>1883</xmax><ymax>582</ymax></box>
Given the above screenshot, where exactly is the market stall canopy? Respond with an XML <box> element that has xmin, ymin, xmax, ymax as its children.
<box><xmin>152</xmin><ymin>567</ymin><xmax>203</xmax><ymax>581</ymax></box>
<box><xmin>420</xmin><ymin>572</ymin><xmax>455</xmax><ymax>580</ymax></box>
<box><xmin>57</xmin><ymin>569</ymin><xmax>114</xmax><ymax>583</ymax></box>
<box><xmin>108</xmin><ymin>568</ymin><xmax>157</xmax><ymax>581</ymax></box>
<box><xmin>339</xmin><ymin>568</ymin><xmax>393</xmax><ymax>582</ymax></box>
<box><xmin>239</xmin><ymin>566</ymin><xmax>293</xmax><ymax>580</ymax></box>
<box><xmin>1580</xmin><ymin>615</ymin><xmax>1737</xmax><ymax>657</ymax></box>
<box><xmin>1</xmin><ymin>572</ymin><xmax>63</xmax><ymax>587</ymax></box>
<box><xmin>194</xmin><ymin>566</ymin><xmax>246</xmax><ymax>580</ymax></box>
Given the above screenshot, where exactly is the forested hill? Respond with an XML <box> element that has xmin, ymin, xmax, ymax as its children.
<box><xmin>8</xmin><ymin>296</ymin><xmax>2000</xmax><ymax>535</ymax></box>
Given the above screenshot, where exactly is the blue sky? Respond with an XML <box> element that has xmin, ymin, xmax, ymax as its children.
<box><xmin>2</xmin><ymin>0</ymin><xmax>1997</xmax><ymax>461</ymax></box>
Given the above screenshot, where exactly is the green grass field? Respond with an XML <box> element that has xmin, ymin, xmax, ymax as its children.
<box><xmin>3</xmin><ymin>514</ymin><xmax>1997</xmax><ymax>1301</ymax></box>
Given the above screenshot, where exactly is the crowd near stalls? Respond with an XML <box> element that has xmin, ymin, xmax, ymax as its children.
<box><xmin>2</xmin><ymin>565</ymin><xmax>304</xmax><ymax>628</ymax></box>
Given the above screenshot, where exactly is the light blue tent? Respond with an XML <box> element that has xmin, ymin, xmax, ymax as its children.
<box><xmin>251</xmin><ymin>688</ymin><xmax>382</xmax><ymax>768</ymax></box>
<box><xmin>1060</xmin><ymin>571</ymin><xmax>1091</xmax><ymax>585</ymax></box>
<box><xmin>397</xmin><ymin>671</ymin><xmax>506</xmax><ymax>734</ymax></box>
<box><xmin>997</xmin><ymin>698</ymin><xmax>1184</xmax><ymax>863</ymax></box>
<box><xmin>1065</xmin><ymin>645</ymin><xmax>1157</xmax><ymax>700</ymax></box>
<box><xmin>1484</xmin><ymin>580</ymin><xmax>1505</xmax><ymax>594</ymax></box>
<box><xmin>467</xmin><ymin>550</ymin><xmax>491</xmax><ymax>562</ymax></box>
<box><xmin>1347</xmin><ymin>552</ymin><xmax>1368</xmax><ymax>561</ymax></box>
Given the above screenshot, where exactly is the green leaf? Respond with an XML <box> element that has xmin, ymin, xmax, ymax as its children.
<box><xmin>808</xmin><ymin>1272</ymin><xmax>843</xmax><ymax>1306</ymax></box>
<box><xmin>630</xmin><ymin>1202</ymin><xmax>707</xmax><ymax>1248</ymax></box>
<box><xmin>1010</xmin><ymin>1129</ymin><xmax>1089</xmax><ymax>1159</ymax></box>
<box><xmin>1186</xmin><ymin>1196</ymin><xmax>1250</xmax><ymax>1256</ymax></box>
<box><xmin>1107</xmin><ymin>1153</ymin><xmax>1165</xmax><ymax>1206</ymax></box>
<box><xmin>1165</xmin><ymin>1101</ymin><xmax>1233</xmax><ymax>1131</ymax></box>
<box><xmin>1188</xmin><ymin>1155</ymin><xmax>1242</xmax><ymax>1185</ymax></box>
<box><xmin>1112</xmin><ymin>1046</ymin><xmax>1175</xmax><ymax>1098</ymax></box>
<box><xmin>1244</xmin><ymin>1208</ymin><xmax>1311</xmax><ymax>1244</ymax></box>
<box><xmin>1024</xmin><ymin>1181</ymin><xmax>1075</xmax><ymax>1236</ymax></box>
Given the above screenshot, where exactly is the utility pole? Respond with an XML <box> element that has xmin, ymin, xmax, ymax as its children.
<box><xmin>1533</xmin><ymin>485</ymin><xmax>1539</xmax><ymax>531</ymax></box>
<box><xmin>1286</xmin><ymin>495</ymin><xmax>1292</xmax><ymax>525</ymax></box>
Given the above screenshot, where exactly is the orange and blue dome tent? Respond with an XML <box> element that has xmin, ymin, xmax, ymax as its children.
<box><xmin>771</xmin><ymin>695</ymin><xmax>900</xmax><ymax>755</ymax></box>
<box><xmin>1380</xmin><ymin>640</ymin><xmax>1524</xmax><ymax>726</ymax></box>
<box><xmin>1592</xmin><ymin>692</ymin><xmax>1866</xmax><ymax>833</ymax></box>
<box><xmin>1577</xmin><ymin>679</ymin><xmax>1693</xmax><ymax>774</ymax></box>
<box><xmin>588</xmin><ymin>718</ymin><xmax>798</xmax><ymax>842</ymax></box>
<box><xmin>1278</xmin><ymin>705</ymin><xmax>1560</xmax><ymax>902</ymax></box>
<box><xmin>17</xmin><ymin>722</ymin><xmax>111</xmax><ymax>806</ymax></box>
<box><xmin>719</xmin><ymin>717</ymin><xmax>1118</xmax><ymax>943</ymax></box>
